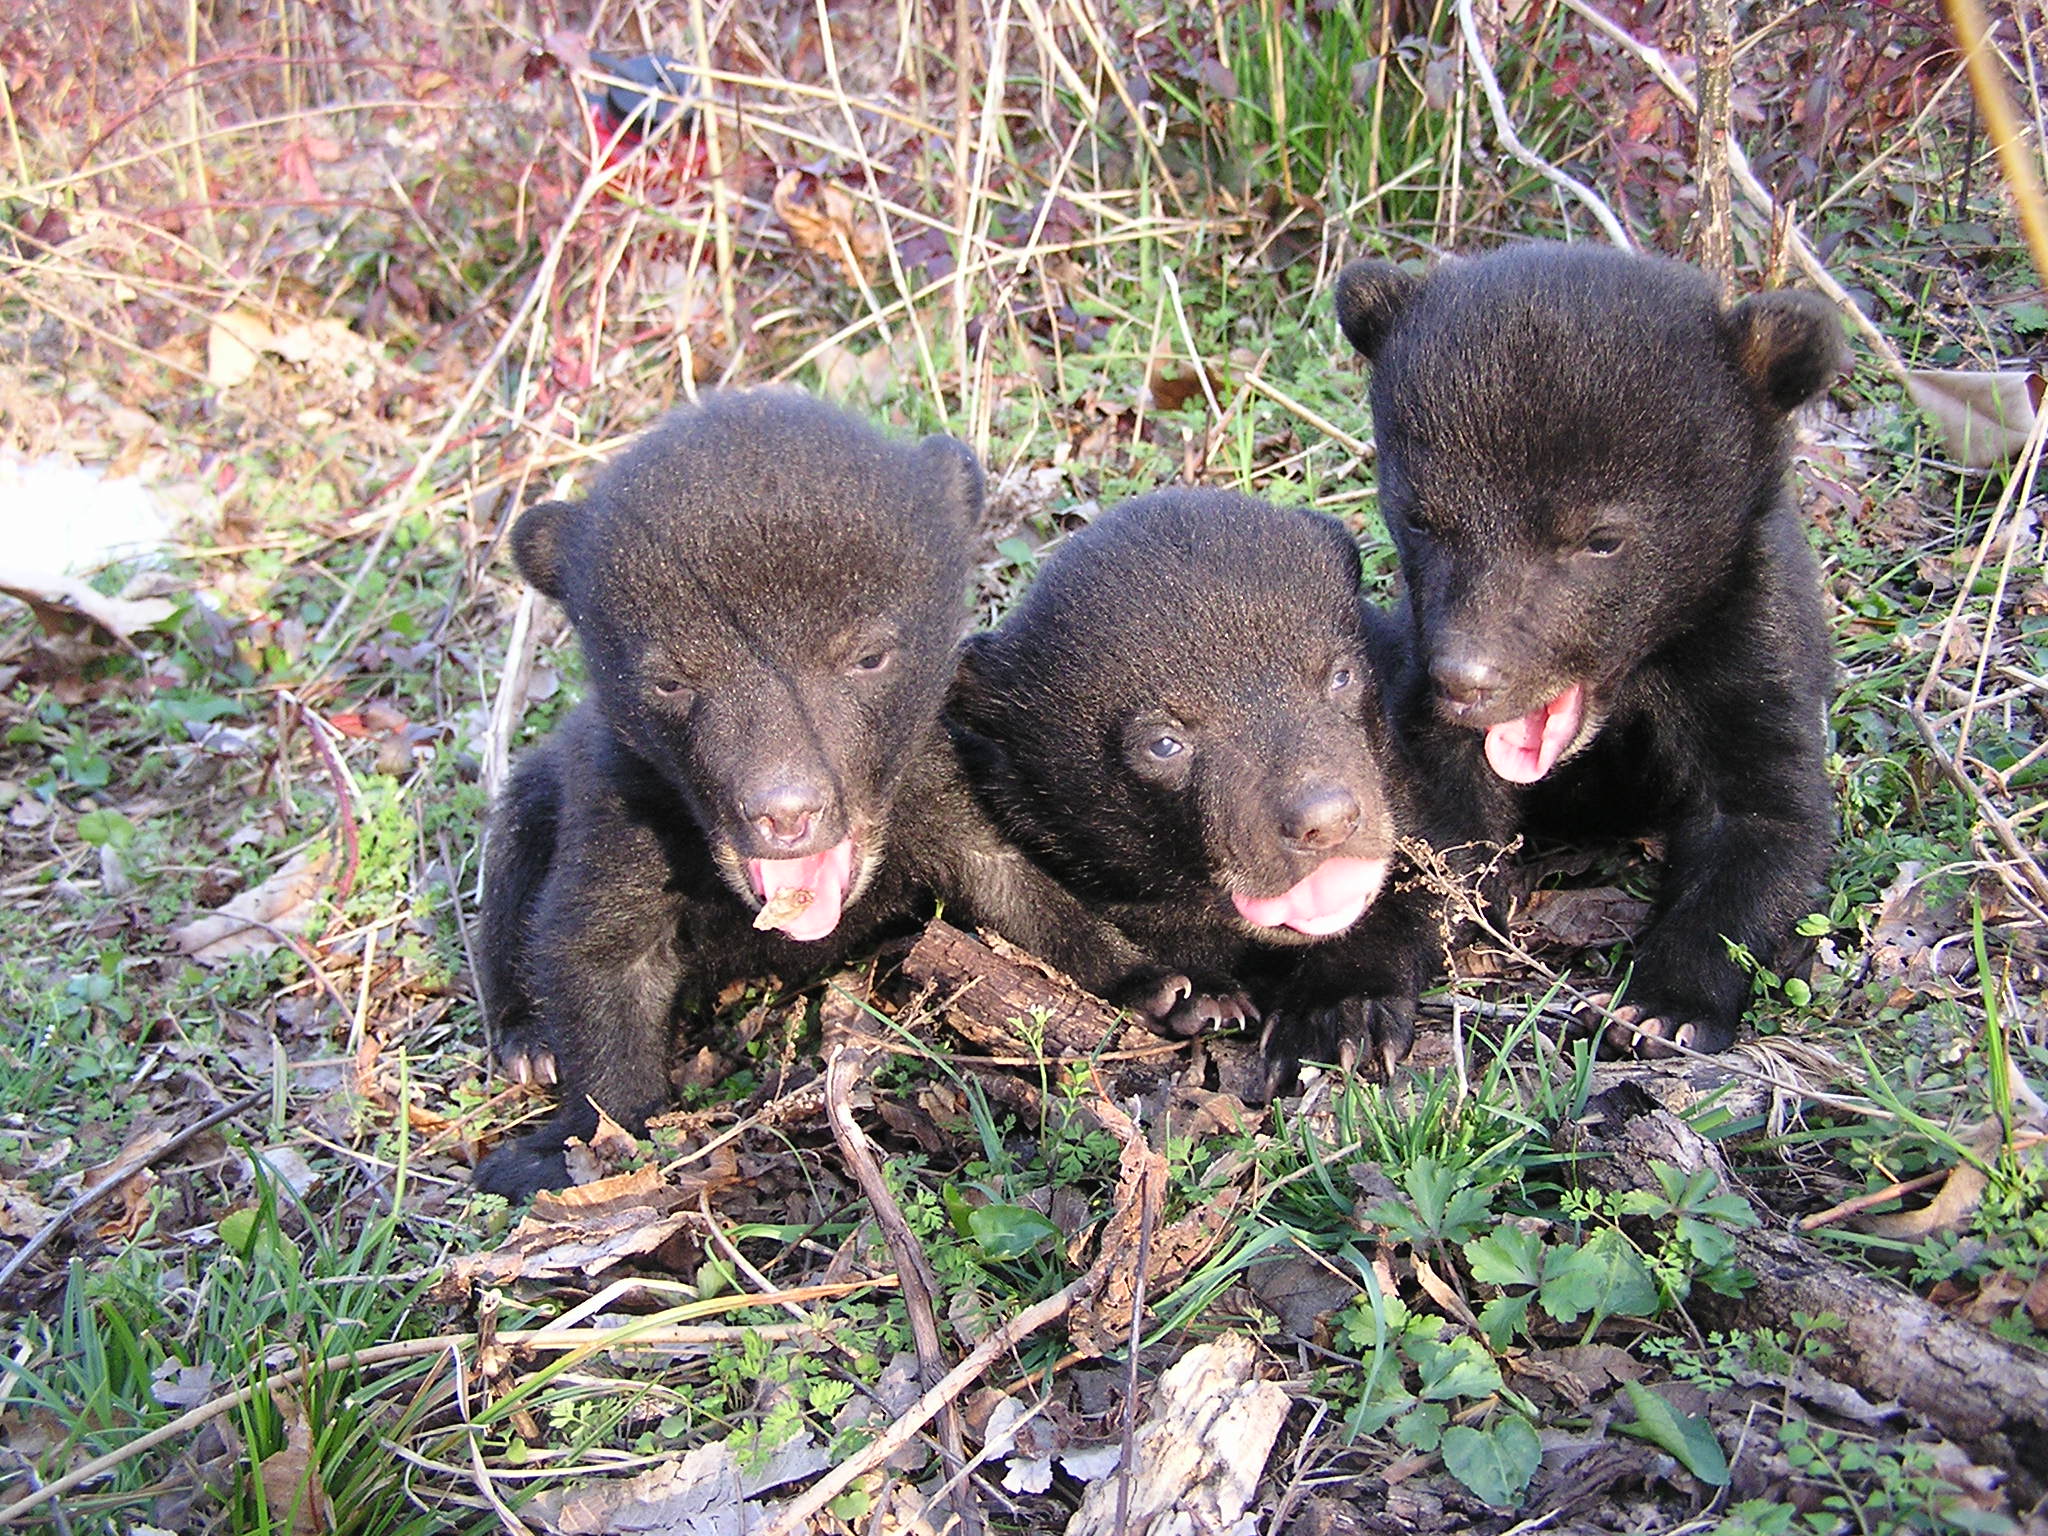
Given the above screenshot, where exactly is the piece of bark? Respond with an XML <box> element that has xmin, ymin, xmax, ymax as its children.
<box><xmin>902</xmin><ymin>919</ymin><xmax>1141</xmax><ymax>1057</ymax></box>
<box><xmin>1565</xmin><ymin>1083</ymin><xmax>2048</xmax><ymax>1491</ymax></box>
<box><xmin>1064</xmin><ymin>1334</ymin><xmax>1289</xmax><ymax>1536</ymax></box>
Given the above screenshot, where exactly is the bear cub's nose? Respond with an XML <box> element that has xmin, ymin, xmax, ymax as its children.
<box><xmin>745</xmin><ymin>783</ymin><xmax>826</xmax><ymax>848</ymax></box>
<box><xmin>1431</xmin><ymin>647</ymin><xmax>1504</xmax><ymax>709</ymax></box>
<box><xmin>1281</xmin><ymin>784</ymin><xmax>1361</xmax><ymax>851</ymax></box>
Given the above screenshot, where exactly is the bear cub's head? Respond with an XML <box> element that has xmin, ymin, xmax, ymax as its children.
<box><xmin>512</xmin><ymin>391</ymin><xmax>979</xmax><ymax>938</ymax></box>
<box><xmin>953</xmin><ymin>489</ymin><xmax>1399</xmax><ymax>942</ymax></box>
<box><xmin>1335</xmin><ymin>242</ymin><xmax>1845</xmax><ymax>784</ymax></box>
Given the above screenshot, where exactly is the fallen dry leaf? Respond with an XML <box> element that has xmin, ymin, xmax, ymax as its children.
<box><xmin>207</xmin><ymin>307</ymin><xmax>273</xmax><ymax>388</ymax></box>
<box><xmin>530</xmin><ymin>1162</ymin><xmax>670</xmax><ymax>1222</ymax></box>
<box><xmin>79</xmin><ymin>1127</ymin><xmax>174</xmax><ymax>1240</ymax></box>
<box><xmin>257</xmin><ymin>1391</ymin><xmax>333</xmax><ymax>1534</ymax></box>
<box><xmin>1521</xmin><ymin>885</ymin><xmax>1652</xmax><ymax>949</ymax></box>
<box><xmin>0</xmin><ymin>567</ymin><xmax>175</xmax><ymax>642</ymax></box>
<box><xmin>1955</xmin><ymin>1267</ymin><xmax>2033</xmax><ymax>1328</ymax></box>
<box><xmin>1067</xmin><ymin>1097</ymin><xmax>1239</xmax><ymax>1355</ymax></box>
<box><xmin>432</xmin><ymin>1155</ymin><xmax>745</xmax><ymax>1302</ymax></box>
<box><xmin>1865</xmin><ymin>860</ymin><xmax>1971</xmax><ymax>999</ymax></box>
<box><xmin>1513</xmin><ymin>1342</ymin><xmax>1644</xmax><ymax>1407</ymax></box>
<box><xmin>171</xmin><ymin>845</ymin><xmax>334</xmax><ymax>964</ymax></box>
<box><xmin>1904</xmin><ymin>368</ymin><xmax>2044</xmax><ymax>468</ymax></box>
<box><xmin>1245</xmin><ymin>1253</ymin><xmax>1356</xmax><ymax>1340</ymax></box>
<box><xmin>0</xmin><ymin>1180</ymin><xmax>59</xmax><ymax>1238</ymax></box>
<box><xmin>560</xmin><ymin>1105</ymin><xmax>646</xmax><ymax>1184</ymax></box>
<box><xmin>1143</xmin><ymin>358</ymin><xmax>1220</xmax><ymax>413</ymax></box>
<box><xmin>773</xmin><ymin>169</ymin><xmax>885</xmax><ymax>283</ymax></box>
<box><xmin>1860</xmin><ymin>1119</ymin><xmax>2046</xmax><ymax>1242</ymax></box>
<box><xmin>207</xmin><ymin>309</ymin><xmax>376</xmax><ymax>391</ymax></box>
<box><xmin>813</xmin><ymin>339</ymin><xmax>900</xmax><ymax>404</ymax></box>
<box><xmin>753</xmin><ymin>886</ymin><xmax>815</xmax><ymax>933</ymax></box>
<box><xmin>436</xmin><ymin>1195</ymin><xmax>702</xmax><ymax>1295</ymax></box>
<box><xmin>152</xmin><ymin>1360</ymin><xmax>218</xmax><ymax>1410</ymax></box>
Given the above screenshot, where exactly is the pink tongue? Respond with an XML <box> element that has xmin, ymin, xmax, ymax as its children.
<box><xmin>1484</xmin><ymin>684</ymin><xmax>1584</xmax><ymax>784</ymax></box>
<box><xmin>1232</xmin><ymin>855</ymin><xmax>1389</xmax><ymax>937</ymax></box>
<box><xmin>749</xmin><ymin>839</ymin><xmax>856</xmax><ymax>942</ymax></box>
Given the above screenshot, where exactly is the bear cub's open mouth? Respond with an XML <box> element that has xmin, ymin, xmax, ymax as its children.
<box><xmin>1231</xmin><ymin>854</ymin><xmax>1390</xmax><ymax>937</ymax></box>
<box><xmin>1480</xmin><ymin>683</ymin><xmax>1587</xmax><ymax>785</ymax></box>
<box><xmin>748</xmin><ymin>838</ymin><xmax>860</xmax><ymax>941</ymax></box>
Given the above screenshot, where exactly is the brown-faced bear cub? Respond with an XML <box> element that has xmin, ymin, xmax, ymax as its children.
<box><xmin>1334</xmin><ymin>242</ymin><xmax>1846</xmax><ymax>1055</ymax></box>
<box><xmin>949</xmin><ymin>489</ymin><xmax>1438</xmax><ymax>1090</ymax></box>
<box><xmin>474</xmin><ymin>392</ymin><xmax>1159</xmax><ymax>1198</ymax></box>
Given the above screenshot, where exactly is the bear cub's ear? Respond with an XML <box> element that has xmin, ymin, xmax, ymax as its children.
<box><xmin>511</xmin><ymin>499</ymin><xmax>578</xmax><ymax>603</ymax></box>
<box><xmin>948</xmin><ymin>632</ymin><xmax>1001</xmax><ymax>722</ymax></box>
<box><xmin>1724</xmin><ymin>290</ymin><xmax>1848</xmax><ymax>414</ymax></box>
<box><xmin>946</xmin><ymin>633</ymin><xmax>1014</xmax><ymax>772</ymax></box>
<box><xmin>916</xmin><ymin>434</ymin><xmax>986</xmax><ymax>533</ymax></box>
<box><xmin>1334</xmin><ymin>259</ymin><xmax>1424</xmax><ymax>362</ymax></box>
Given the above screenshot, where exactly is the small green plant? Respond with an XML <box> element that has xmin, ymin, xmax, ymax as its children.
<box><xmin>1769</xmin><ymin>1421</ymin><xmax>2017</xmax><ymax>1536</ymax></box>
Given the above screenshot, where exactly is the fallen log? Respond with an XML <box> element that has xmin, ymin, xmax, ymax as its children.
<box><xmin>900</xmin><ymin>919</ymin><xmax>1151</xmax><ymax>1059</ymax></box>
<box><xmin>1568</xmin><ymin>1082</ymin><xmax>2048</xmax><ymax>1492</ymax></box>
<box><xmin>1703</xmin><ymin>1224</ymin><xmax>2048</xmax><ymax>1485</ymax></box>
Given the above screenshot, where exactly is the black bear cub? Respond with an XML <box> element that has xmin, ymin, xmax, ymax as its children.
<box><xmin>475</xmin><ymin>392</ymin><xmax>1162</xmax><ymax>1199</ymax></box>
<box><xmin>950</xmin><ymin>489</ymin><xmax>1435</xmax><ymax>1087</ymax></box>
<box><xmin>1334</xmin><ymin>241</ymin><xmax>1846</xmax><ymax>1054</ymax></box>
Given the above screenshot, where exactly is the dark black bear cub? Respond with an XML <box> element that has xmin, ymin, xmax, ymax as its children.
<box><xmin>1334</xmin><ymin>242</ymin><xmax>1846</xmax><ymax>1054</ymax></box>
<box><xmin>950</xmin><ymin>489</ymin><xmax>1435</xmax><ymax>1087</ymax></box>
<box><xmin>476</xmin><ymin>393</ymin><xmax>983</xmax><ymax>1198</ymax></box>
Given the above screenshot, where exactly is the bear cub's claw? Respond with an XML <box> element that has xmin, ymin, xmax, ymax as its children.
<box><xmin>1576</xmin><ymin>991</ymin><xmax>1739</xmax><ymax>1059</ymax></box>
<box><xmin>499</xmin><ymin>1039</ymin><xmax>560</xmax><ymax>1087</ymax></box>
<box><xmin>1119</xmin><ymin>969</ymin><xmax>1258</xmax><ymax>1038</ymax></box>
<box><xmin>1256</xmin><ymin>992</ymin><xmax>1418</xmax><ymax>1101</ymax></box>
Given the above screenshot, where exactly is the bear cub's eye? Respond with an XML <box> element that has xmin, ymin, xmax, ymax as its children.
<box><xmin>1144</xmin><ymin>732</ymin><xmax>1186</xmax><ymax>761</ymax></box>
<box><xmin>848</xmin><ymin>649</ymin><xmax>895</xmax><ymax>675</ymax></box>
<box><xmin>651</xmin><ymin>677</ymin><xmax>688</xmax><ymax>697</ymax></box>
<box><xmin>1328</xmin><ymin>663</ymin><xmax>1355</xmax><ymax>694</ymax></box>
<box><xmin>1583</xmin><ymin>529</ymin><xmax>1626</xmax><ymax>557</ymax></box>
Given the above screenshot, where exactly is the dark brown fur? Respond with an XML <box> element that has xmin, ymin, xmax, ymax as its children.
<box><xmin>475</xmin><ymin>393</ymin><xmax>1154</xmax><ymax>1197</ymax></box>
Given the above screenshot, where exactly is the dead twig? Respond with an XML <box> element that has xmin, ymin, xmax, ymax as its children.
<box><xmin>1906</xmin><ymin>703</ymin><xmax>2048</xmax><ymax>910</ymax></box>
<box><xmin>755</xmin><ymin>1278</ymin><xmax>1093</xmax><ymax>1536</ymax></box>
<box><xmin>1456</xmin><ymin>0</ymin><xmax>1633</xmax><ymax>248</ymax></box>
<box><xmin>311</xmin><ymin>140</ymin><xmax>649</xmax><ymax>652</ymax></box>
<box><xmin>0</xmin><ymin>1088</ymin><xmax>267</xmax><ymax>1295</ymax></box>
<box><xmin>1557</xmin><ymin>0</ymin><xmax>1910</xmax><ymax>376</ymax></box>
<box><xmin>1796</xmin><ymin>1168</ymin><xmax>1950</xmax><ymax>1233</ymax></box>
<box><xmin>1112</xmin><ymin>1103</ymin><xmax>1162</xmax><ymax>1536</ymax></box>
<box><xmin>822</xmin><ymin>1036</ymin><xmax>983</xmax><ymax>1536</ymax></box>
<box><xmin>284</xmin><ymin>694</ymin><xmax>360</xmax><ymax>908</ymax></box>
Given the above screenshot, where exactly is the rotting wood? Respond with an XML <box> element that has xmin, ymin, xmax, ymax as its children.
<box><xmin>1065</xmin><ymin>1335</ymin><xmax>1290</xmax><ymax>1536</ymax></box>
<box><xmin>902</xmin><ymin>917</ymin><xmax>1146</xmax><ymax>1057</ymax></box>
<box><xmin>1565</xmin><ymin>1083</ymin><xmax>2048</xmax><ymax>1492</ymax></box>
